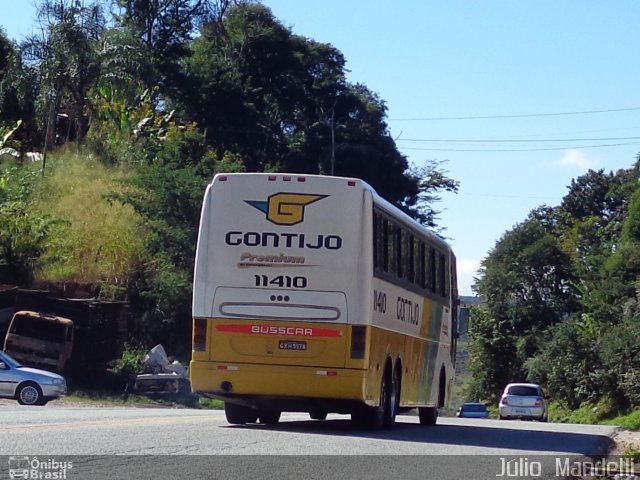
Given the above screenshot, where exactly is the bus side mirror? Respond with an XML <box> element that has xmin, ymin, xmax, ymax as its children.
<box><xmin>457</xmin><ymin>307</ymin><xmax>470</xmax><ymax>337</ymax></box>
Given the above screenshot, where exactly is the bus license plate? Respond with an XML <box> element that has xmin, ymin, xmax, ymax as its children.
<box><xmin>279</xmin><ymin>340</ymin><xmax>307</xmax><ymax>351</ymax></box>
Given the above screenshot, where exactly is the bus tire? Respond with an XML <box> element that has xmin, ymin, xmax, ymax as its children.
<box><xmin>309</xmin><ymin>411</ymin><xmax>327</xmax><ymax>420</ymax></box>
<box><xmin>383</xmin><ymin>367</ymin><xmax>399</xmax><ymax>429</ymax></box>
<box><xmin>418</xmin><ymin>406</ymin><xmax>438</xmax><ymax>426</ymax></box>
<box><xmin>224</xmin><ymin>402</ymin><xmax>256</xmax><ymax>425</ymax></box>
<box><xmin>351</xmin><ymin>368</ymin><xmax>391</xmax><ymax>430</ymax></box>
<box><xmin>258</xmin><ymin>410</ymin><xmax>281</xmax><ymax>425</ymax></box>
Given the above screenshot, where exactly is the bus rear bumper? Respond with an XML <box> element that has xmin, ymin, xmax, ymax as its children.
<box><xmin>190</xmin><ymin>360</ymin><xmax>366</xmax><ymax>403</ymax></box>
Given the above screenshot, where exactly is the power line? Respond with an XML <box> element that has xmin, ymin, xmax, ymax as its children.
<box><xmin>398</xmin><ymin>136</ymin><xmax>640</xmax><ymax>143</ymax></box>
<box><xmin>390</xmin><ymin>106</ymin><xmax>640</xmax><ymax>121</ymax></box>
<box><xmin>458</xmin><ymin>192</ymin><xmax>558</xmax><ymax>201</ymax></box>
<box><xmin>402</xmin><ymin>140</ymin><xmax>640</xmax><ymax>152</ymax></box>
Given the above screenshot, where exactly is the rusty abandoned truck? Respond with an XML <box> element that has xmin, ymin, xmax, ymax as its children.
<box><xmin>3</xmin><ymin>310</ymin><xmax>74</xmax><ymax>373</ymax></box>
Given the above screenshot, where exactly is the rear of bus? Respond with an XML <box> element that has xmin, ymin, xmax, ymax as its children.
<box><xmin>190</xmin><ymin>173</ymin><xmax>372</xmax><ymax>419</ymax></box>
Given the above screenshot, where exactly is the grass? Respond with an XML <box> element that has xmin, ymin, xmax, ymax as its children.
<box><xmin>62</xmin><ymin>387</ymin><xmax>224</xmax><ymax>410</ymax></box>
<box><xmin>62</xmin><ymin>388</ymin><xmax>160</xmax><ymax>407</ymax></box>
<box><xmin>33</xmin><ymin>148</ymin><xmax>146</xmax><ymax>297</ymax></box>
<box><xmin>622</xmin><ymin>446</ymin><xmax>640</xmax><ymax>463</ymax></box>
<box><xmin>603</xmin><ymin>409</ymin><xmax>640</xmax><ymax>431</ymax></box>
<box><xmin>197</xmin><ymin>397</ymin><xmax>224</xmax><ymax>409</ymax></box>
<box><xmin>550</xmin><ymin>399</ymin><xmax>640</xmax><ymax>430</ymax></box>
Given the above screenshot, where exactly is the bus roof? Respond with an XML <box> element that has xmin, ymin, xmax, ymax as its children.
<box><xmin>210</xmin><ymin>172</ymin><xmax>452</xmax><ymax>254</ymax></box>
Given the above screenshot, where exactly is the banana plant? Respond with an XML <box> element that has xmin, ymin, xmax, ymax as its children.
<box><xmin>0</xmin><ymin>119</ymin><xmax>23</xmax><ymax>158</ymax></box>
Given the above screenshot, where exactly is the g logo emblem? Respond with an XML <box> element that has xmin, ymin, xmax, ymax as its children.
<box><xmin>246</xmin><ymin>193</ymin><xmax>328</xmax><ymax>226</ymax></box>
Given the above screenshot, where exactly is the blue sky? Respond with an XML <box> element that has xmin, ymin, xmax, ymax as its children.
<box><xmin>4</xmin><ymin>1</ymin><xmax>640</xmax><ymax>295</ymax></box>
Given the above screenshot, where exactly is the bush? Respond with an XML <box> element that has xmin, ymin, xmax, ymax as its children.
<box><xmin>31</xmin><ymin>149</ymin><xmax>146</xmax><ymax>290</ymax></box>
<box><xmin>112</xmin><ymin>342</ymin><xmax>147</xmax><ymax>380</ymax></box>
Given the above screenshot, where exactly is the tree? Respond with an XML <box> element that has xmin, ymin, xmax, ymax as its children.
<box><xmin>525</xmin><ymin>316</ymin><xmax>602</xmax><ymax>409</ymax></box>
<box><xmin>23</xmin><ymin>0</ymin><xmax>106</xmax><ymax>149</ymax></box>
<box><xmin>186</xmin><ymin>3</ymin><xmax>458</xmax><ymax>227</ymax></box>
<box><xmin>470</xmin><ymin>207</ymin><xmax>577</xmax><ymax>399</ymax></box>
<box><xmin>471</xmin><ymin>163</ymin><xmax>640</xmax><ymax>410</ymax></box>
<box><xmin>114</xmin><ymin>123</ymin><xmax>243</xmax><ymax>353</ymax></box>
<box><xmin>115</xmin><ymin>0</ymin><xmax>207</xmax><ymax>100</ymax></box>
<box><xmin>0</xmin><ymin>164</ymin><xmax>56</xmax><ymax>285</ymax></box>
<box><xmin>0</xmin><ymin>30</ymin><xmax>40</xmax><ymax>152</ymax></box>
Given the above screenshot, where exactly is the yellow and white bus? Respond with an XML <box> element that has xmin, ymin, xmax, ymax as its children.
<box><xmin>190</xmin><ymin>173</ymin><xmax>468</xmax><ymax>428</ymax></box>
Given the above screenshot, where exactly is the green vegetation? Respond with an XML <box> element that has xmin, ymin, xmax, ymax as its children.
<box><xmin>548</xmin><ymin>398</ymin><xmax>618</xmax><ymax>425</ymax></box>
<box><xmin>0</xmin><ymin>1</ymin><xmax>458</xmax><ymax>373</ymax></box>
<box><xmin>197</xmin><ymin>397</ymin><xmax>224</xmax><ymax>410</ymax></box>
<box><xmin>62</xmin><ymin>388</ymin><xmax>223</xmax><ymax>409</ymax></box>
<box><xmin>63</xmin><ymin>389</ymin><xmax>160</xmax><ymax>407</ymax></box>
<box><xmin>35</xmin><ymin>151</ymin><xmax>146</xmax><ymax>292</ymax></box>
<box><xmin>603</xmin><ymin>409</ymin><xmax>640</xmax><ymax>431</ymax></box>
<box><xmin>1</xmin><ymin>1</ymin><xmax>639</xmax><ymax>422</ymax></box>
<box><xmin>112</xmin><ymin>342</ymin><xmax>148</xmax><ymax>380</ymax></box>
<box><xmin>468</xmin><ymin>166</ymin><xmax>640</xmax><ymax>419</ymax></box>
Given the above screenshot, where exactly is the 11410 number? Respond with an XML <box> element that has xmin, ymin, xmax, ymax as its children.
<box><xmin>254</xmin><ymin>275</ymin><xmax>308</xmax><ymax>288</ymax></box>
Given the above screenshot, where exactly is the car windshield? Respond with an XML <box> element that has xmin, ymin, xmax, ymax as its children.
<box><xmin>507</xmin><ymin>386</ymin><xmax>539</xmax><ymax>396</ymax></box>
<box><xmin>0</xmin><ymin>351</ymin><xmax>23</xmax><ymax>368</ymax></box>
<box><xmin>462</xmin><ymin>404</ymin><xmax>487</xmax><ymax>412</ymax></box>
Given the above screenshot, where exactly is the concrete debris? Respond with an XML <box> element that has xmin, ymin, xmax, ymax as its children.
<box><xmin>133</xmin><ymin>344</ymin><xmax>189</xmax><ymax>394</ymax></box>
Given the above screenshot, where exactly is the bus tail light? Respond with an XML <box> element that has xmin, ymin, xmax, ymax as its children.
<box><xmin>193</xmin><ymin>318</ymin><xmax>207</xmax><ymax>351</ymax></box>
<box><xmin>350</xmin><ymin>325</ymin><xmax>367</xmax><ymax>359</ymax></box>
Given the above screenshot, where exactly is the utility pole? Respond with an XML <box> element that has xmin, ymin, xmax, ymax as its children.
<box><xmin>330</xmin><ymin>108</ymin><xmax>335</xmax><ymax>175</ymax></box>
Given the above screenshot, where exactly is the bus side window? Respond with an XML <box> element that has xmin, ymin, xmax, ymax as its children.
<box><xmin>405</xmin><ymin>232</ymin><xmax>415</xmax><ymax>284</ymax></box>
<box><xmin>399</xmin><ymin>229</ymin><xmax>412</xmax><ymax>282</ymax></box>
<box><xmin>387</xmin><ymin>221</ymin><xmax>398</xmax><ymax>276</ymax></box>
<box><xmin>436</xmin><ymin>252</ymin><xmax>447</xmax><ymax>298</ymax></box>
<box><xmin>373</xmin><ymin>212</ymin><xmax>384</xmax><ymax>271</ymax></box>
<box><xmin>427</xmin><ymin>247</ymin><xmax>436</xmax><ymax>294</ymax></box>
<box><xmin>396</xmin><ymin>227</ymin><xmax>403</xmax><ymax>278</ymax></box>
<box><xmin>416</xmin><ymin>240</ymin><xmax>425</xmax><ymax>289</ymax></box>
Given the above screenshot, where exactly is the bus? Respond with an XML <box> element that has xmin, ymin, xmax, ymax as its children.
<box><xmin>190</xmin><ymin>173</ymin><xmax>468</xmax><ymax>429</ymax></box>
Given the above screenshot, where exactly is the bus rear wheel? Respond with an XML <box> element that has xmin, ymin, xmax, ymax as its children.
<box><xmin>351</xmin><ymin>367</ymin><xmax>396</xmax><ymax>430</ymax></box>
<box><xmin>258</xmin><ymin>410</ymin><xmax>281</xmax><ymax>425</ymax></box>
<box><xmin>418</xmin><ymin>406</ymin><xmax>438</xmax><ymax>426</ymax></box>
<box><xmin>383</xmin><ymin>367</ymin><xmax>399</xmax><ymax>429</ymax></box>
<box><xmin>224</xmin><ymin>402</ymin><xmax>257</xmax><ymax>425</ymax></box>
<box><xmin>309</xmin><ymin>411</ymin><xmax>327</xmax><ymax>420</ymax></box>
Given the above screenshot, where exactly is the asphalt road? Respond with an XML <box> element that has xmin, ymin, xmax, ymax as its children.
<box><xmin>0</xmin><ymin>405</ymin><xmax>619</xmax><ymax>480</ymax></box>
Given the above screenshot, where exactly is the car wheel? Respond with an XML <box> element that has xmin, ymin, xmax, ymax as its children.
<box><xmin>16</xmin><ymin>382</ymin><xmax>44</xmax><ymax>406</ymax></box>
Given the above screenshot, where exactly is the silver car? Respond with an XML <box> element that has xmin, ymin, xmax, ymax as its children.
<box><xmin>499</xmin><ymin>382</ymin><xmax>548</xmax><ymax>422</ymax></box>
<box><xmin>0</xmin><ymin>350</ymin><xmax>67</xmax><ymax>405</ymax></box>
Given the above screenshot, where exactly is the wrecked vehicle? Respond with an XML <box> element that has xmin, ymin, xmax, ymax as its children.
<box><xmin>3</xmin><ymin>310</ymin><xmax>74</xmax><ymax>374</ymax></box>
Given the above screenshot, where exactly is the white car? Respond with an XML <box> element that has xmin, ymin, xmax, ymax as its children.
<box><xmin>0</xmin><ymin>350</ymin><xmax>67</xmax><ymax>405</ymax></box>
<box><xmin>498</xmin><ymin>382</ymin><xmax>548</xmax><ymax>422</ymax></box>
